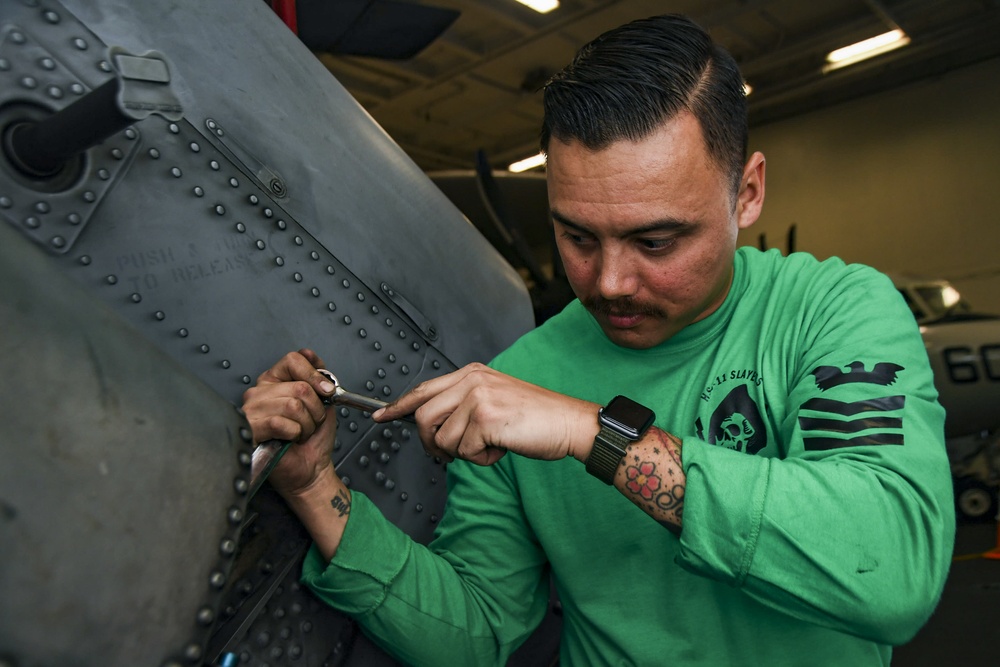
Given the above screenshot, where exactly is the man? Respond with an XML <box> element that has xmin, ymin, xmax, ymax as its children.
<box><xmin>243</xmin><ymin>14</ymin><xmax>954</xmax><ymax>666</ymax></box>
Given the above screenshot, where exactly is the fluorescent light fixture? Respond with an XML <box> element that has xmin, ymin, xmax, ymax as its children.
<box><xmin>514</xmin><ymin>0</ymin><xmax>559</xmax><ymax>14</ymax></box>
<box><xmin>508</xmin><ymin>152</ymin><xmax>546</xmax><ymax>172</ymax></box>
<box><xmin>823</xmin><ymin>29</ymin><xmax>910</xmax><ymax>73</ymax></box>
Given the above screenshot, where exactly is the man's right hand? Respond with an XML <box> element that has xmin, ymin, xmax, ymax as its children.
<box><xmin>243</xmin><ymin>349</ymin><xmax>354</xmax><ymax>560</ymax></box>
<box><xmin>242</xmin><ymin>348</ymin><xmax>339</xmax><ymax>498</ymax></box>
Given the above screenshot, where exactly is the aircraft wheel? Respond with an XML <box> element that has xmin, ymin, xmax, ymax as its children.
<box><xmin>954</xmin><ymin>476</ymin><xmax>997</xmax><ymax>521</ymax></box>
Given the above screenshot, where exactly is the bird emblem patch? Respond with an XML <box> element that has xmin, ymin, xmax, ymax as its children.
<box><xmin>811</xmin><ymin>361</ymin><xmax>904</xmax><ymax>391</ymax></box>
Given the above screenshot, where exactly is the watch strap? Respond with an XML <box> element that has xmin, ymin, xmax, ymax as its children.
<box><xmin>586</xmin><ymin>425</ymin><xmax>631</xmax><ymax>485</ymax></box>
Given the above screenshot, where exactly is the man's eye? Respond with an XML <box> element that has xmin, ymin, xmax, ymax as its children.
<box><xmin>561</xmin><ymin>231</ymin><xmax>591</xmax><ymax>245</ymax></box>
<box><xmin>639</xmin><ymin>238</ymin><xmax>675</xmax><ymax>251</ymax></box>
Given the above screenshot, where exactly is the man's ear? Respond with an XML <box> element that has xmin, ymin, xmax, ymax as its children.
<box><xmin>736</xmin><ymin>151</ymin><xmax>765</xmax><ymax>231</ymax></box>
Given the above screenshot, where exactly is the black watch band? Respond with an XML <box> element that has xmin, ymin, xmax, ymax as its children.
<box><xmin>585</xmin><ymin>426</ymin><xmax>632</xmax><ymax>484</ymax></box>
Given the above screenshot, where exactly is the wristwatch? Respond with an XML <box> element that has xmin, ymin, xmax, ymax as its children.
<box><xmin>585</xmin><ymin>395</ymin><xmax>656</xmax><ymax>484</ymax></box>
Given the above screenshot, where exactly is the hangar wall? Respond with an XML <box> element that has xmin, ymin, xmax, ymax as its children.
<box><xmin>742</xmin><ymin>55</ymin><xmax>1000</xmax><ymax>314</ymax></box>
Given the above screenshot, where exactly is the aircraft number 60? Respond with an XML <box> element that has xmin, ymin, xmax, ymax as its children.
<box><xmin>943</xmin><ymin>345</ymin><xmax>1000</xmax><ymax>384</ymax></box>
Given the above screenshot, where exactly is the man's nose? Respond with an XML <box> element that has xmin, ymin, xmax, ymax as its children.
<box><xmin>597</xmin><ymin>248</ymin><xmax>639</xmax><ymax>300</ymax></box>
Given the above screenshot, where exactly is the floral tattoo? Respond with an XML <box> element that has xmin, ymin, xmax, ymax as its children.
<box><xmin>626</xmin><ymin>462</ymin><xmax>662</xmax><ymax>500</ymax></box>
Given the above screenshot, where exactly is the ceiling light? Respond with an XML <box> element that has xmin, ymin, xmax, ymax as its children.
<box><xmin>742</xmin><ymin>82</ymin><xmax>753</xmax><ymax>96</ymax></box>
<box><xmin>513</xmin><ymin>0</ymin><xmax>559</xmax><ymax>14</ymax></box>
<box><xmin>822</xmin><ymin>29</ymin><xmax>910</xmax><ymax>73</ymax></box>
<box><xmin>508</xmin><ymin>152</ymin><xmax>546</xmax><ymax>172</ymax></box>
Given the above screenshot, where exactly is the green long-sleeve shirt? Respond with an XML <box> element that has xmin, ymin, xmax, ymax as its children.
<box><xmin>303</xmin><ymin>247</ymin><xmax>955</xmax><ymax>666</ymax></box>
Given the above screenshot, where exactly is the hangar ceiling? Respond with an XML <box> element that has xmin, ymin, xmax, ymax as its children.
<box><xmin>304</xmin><ymin>0</ymin><xmax>1000</xmax><ymax>173</ymax></box>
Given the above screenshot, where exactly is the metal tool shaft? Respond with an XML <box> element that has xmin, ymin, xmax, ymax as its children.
<box><xmin>333</xmin><ymin>389</ymin><xmax>390</xmax><ymax>413</ymax></box>
<box><xmin>317</xmin><ymin>367</ymin><xmax>415</xmax><ymax>422</ymax></box>
<box><xmin>332</xmin><ymin>389</ymin><xmax>416</xmax><ymax>423</ymax></box>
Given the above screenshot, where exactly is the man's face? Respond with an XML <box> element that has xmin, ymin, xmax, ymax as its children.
<box><xmin>546</xmin><ymin>112</ymin><xmax>764</xmax><ymax>349</ymax></box>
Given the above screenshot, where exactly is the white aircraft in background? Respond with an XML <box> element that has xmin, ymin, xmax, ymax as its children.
<box><xmin>891</xmin><ymin>275</ymin><xmax>1000</xmax><ymax>520</ymax></box>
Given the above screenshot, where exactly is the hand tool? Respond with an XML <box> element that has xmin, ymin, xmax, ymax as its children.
<box><xmin>248</xmin><ymin>368</ymin><xmax>415</xmax><ymax>496</ymax></box>
<box><xmin>316</xmin><ymin>368</ymin><xmax>415</xmax><ymax>422</ymax></box>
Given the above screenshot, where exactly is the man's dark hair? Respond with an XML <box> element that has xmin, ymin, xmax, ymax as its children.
<box><xmin>541</xmin><ymin>14</ymin><xmax>748</xmax><ymax>196</ymax></box>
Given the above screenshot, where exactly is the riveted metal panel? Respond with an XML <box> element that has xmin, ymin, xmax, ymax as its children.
<box><xmin>0</xmin><ymin>223</ymin><xmax>252</xmax><ymax>666</ymax></box>
<box><xmin>0</xmin><ymin>0</ymin><xmax>545</xmax><ymax>665</ymax></box>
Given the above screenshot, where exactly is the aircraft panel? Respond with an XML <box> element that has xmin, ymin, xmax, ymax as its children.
<box><xmin>0</xmin><ymin>0</ymin><xmax>546</xmax><ymax>665</ymax></box>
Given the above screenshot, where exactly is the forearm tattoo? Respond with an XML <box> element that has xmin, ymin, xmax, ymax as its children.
<box><xmin>330</xmin><ymin>489</ymin><xmax>351</xmax><ymax>518</ymax></box>
<box><xmin>620</xmin><ymin>429</ymin><xmax>684</xmax><ymax>534</ymax></box>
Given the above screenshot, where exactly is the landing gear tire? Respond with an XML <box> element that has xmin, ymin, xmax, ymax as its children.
<box><xmin>954</xmin><ymin>476</ymin><xmax>997</xmax><ymax>521</ymax></box>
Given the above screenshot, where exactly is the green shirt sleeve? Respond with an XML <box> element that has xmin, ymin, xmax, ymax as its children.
<box><xmin>677</xmin><ymin>266</ymin><xmax>955</xmax><ymax>646</ymax></box>
<box><xmin>301</xmin><ymin>460</ymin><xmax>550</xmax><ymax>666</ymax></box>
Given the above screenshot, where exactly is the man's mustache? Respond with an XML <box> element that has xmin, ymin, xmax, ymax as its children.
<box><xmin>582</xmin><ymin>296</ymin><xmax>664</xmax><ymax>319</ymax></box>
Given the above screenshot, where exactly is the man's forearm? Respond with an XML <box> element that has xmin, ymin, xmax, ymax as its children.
<box><xmin>283</xmin><ymin>471</ymin><xmax>353</xmax><ymax>562</ymax></box>
<box><xmin>613</xmin><ymin>428</ymin><xmax>685</xmax><ymax>535</ymax></box>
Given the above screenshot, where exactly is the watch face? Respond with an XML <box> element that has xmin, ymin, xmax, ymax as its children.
<box><xmin>599</xmin><ymin>395</ymin><xmax>655</xmax><ymax>439</ymax></box>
